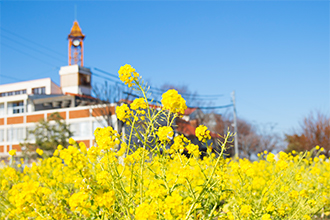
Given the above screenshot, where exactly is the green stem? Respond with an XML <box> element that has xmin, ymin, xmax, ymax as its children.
<box><xmin>140</xmin><ymin>146</ymin><xmax>146</xmax><ymax>204</ymax></box>
<box><xmin>207</xmin><ymin>202</ymin><xmax>218</xmax><ymax>220</ymax></box>
<box><xmin>185</xmin><ymin>131</ymin><xmax>230</xmax><ymax>219</ymax></box>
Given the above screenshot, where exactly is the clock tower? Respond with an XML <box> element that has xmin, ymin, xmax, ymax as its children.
<box><xmin>68</xmin><ymin>21</ymin><xmax>85</xmax><ymax>66</ymax></box>
<box><xmin>59</xmin><ymin>21</ymin><xmax>91</xmax><ymax>96</ymax></box>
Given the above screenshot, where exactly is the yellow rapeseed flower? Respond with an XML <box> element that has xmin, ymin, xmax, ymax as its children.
<box><xmin>116</xmin><ymin>104</ymin><xmax>132</xmax><ymax>123</ymax></box>
<box><xmin>8</xmin><ymin>149</ymin><xmax>16</xmax><ymax>156</ymax></box>
<box><xmin>69</xmin><ymin>138</ymin><xmax>76</xmax><ymax>145</ymax></box>
<box><xmin>303</xmin><ymin>214</ymin><xmax>312</xmax><ymax>220</ymax></box>
<box><xmin>118</xmin><ymin>64</ymin><xmax>139</xmax><ymax>88</ymax></box>
<box><xmin>266</xmin><ymin>153</ymin><xmax>275</xmax><ymax>162</ymax></box>
<box><xmin>161</xmin><ymin>89</ymin><xmax>187</xmax><ymax>114</ymax></box>
<box><xmin>195</xmin><ymin>125</ymin><xmax>211</xmax><ymax>142</ymax></box>
<box><xmin>130</xmin><ymin>98</ymin><xmax>147</xmax><ymax>110</ymax></box>
<box><xmin>186</xmin><ymin>143</ymin><xmax>200</xmax><ymax>157</ymax></box>
<box><xmin>94</xmin><ymin>126</ymin><xmax>120</xmax><ymax>151</ymax></box>
<box><xmin>157</xmin><ymin>126</ymin><xmax>174</xmax><ymax>143</ymax></box>
<box><xmin>36</xmin><ymin>148</ymin><xmax>43</xmax><ymax>156</ymax></box>
<box><xmin>116</xmin><ymin>142</ymin><xmax>127</xmax><ymax>156</ymax></box>
<box><xmin>261</xmin><ymin>214</ymin><xmax>272</xmax><ymax>220</ymax></box>
<box><xmin>240</xmin><ymin>204</ymin><xmax>252</xmax><ymax>217</ymax></box>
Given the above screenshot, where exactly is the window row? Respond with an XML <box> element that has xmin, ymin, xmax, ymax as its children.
<box><xmin>0</xmin><ymin>86</ymin><xmax>46</xmax><ymax>98</ymax></box>
<box><xmin>0</xmin><ymin>120</ymin><xmax>107</xmax><ymax>143</ymax></box>
<box><xmin>0</xmin><ymin>89</ymin><xmax>27</xmax><ymax>97</ymax></box>
<box><xmin>0</xmin><ymin>127</ymin><xmax>26</xmax><ymax>142</ymax></box>
<box><xmin>0</xmin><ymin>101</ymin><xmax>25</xmax><ymax>115</ymax></box>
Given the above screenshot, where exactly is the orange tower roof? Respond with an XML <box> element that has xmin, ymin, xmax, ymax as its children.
<box><xmin>68</xmin><ymin>21</ymin><xmax>85</xmax><ymax>39</ymax></box>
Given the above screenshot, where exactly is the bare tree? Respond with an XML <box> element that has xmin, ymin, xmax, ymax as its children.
<box><xmin>203</xmin><ymin>112</ymin><xmax>280</xmax><ymax>159</ymax></box>
<box><xmin>235</xmin><ymin>119</ymin><xmax>260</xmax><ymax>158</ymax></box>
<box><xmin>258</xmin><ymin>123</ymin><xmax>283</xmax><ymax>153</ymax></box>
<box><xmin>285</xmin><ymin>110</ymin><xmax>330</xmax><ymax>156</ymax></box>
<box><xmin>92</xmin><ymin>81</ymin><xmax>120</xmax><ymax>128</ymax></box>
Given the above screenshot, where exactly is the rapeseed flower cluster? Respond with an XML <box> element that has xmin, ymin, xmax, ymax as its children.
<box><xmin>157</xmin><ymin>126</ymin><xmax>174</xmax><ymax>143</ymax></box>
<box><xmin>36</xmin><ymin>148</ymin><xmax>43</xmax><ymax>156</ymax></box>
<box><xmin>195</xmin><ymin>124</ymin><xmax>211</xmax><ymax>142</ymax></box>
<box><xmin>169</xmin><ymin>134</ymin><xmax>190</xmax><ymax>154</ymax></box>
<box><xmin>0</xmin><ymin>64</ymin><xmax>329</xmax><ymax>219</ymax></box>
<box><xmin>8</xmin><ymin>149</ymin><xmax>16</xmax><ymax>156</ymax></box>
<box><xmin>161</xmin><ymin>89</ymin><xmax>187</xmax><ymax>115</ymax></box>
<box><xmin>94</xmin><ymin>126</ymin><xmax>120</xmax><ymax>151</ymax></box>
<box><xmin>118</xmin><ymin>64</ymin><xmax>139</xmax><ymax>88</ymax></box>
<box><xmin>130</xmin><ymin>98</ymin><xmax>147</xmax><ymax>110</ymax></box>
<box><xmin>116</xmin><ymin>104</ymin><xmax>132</xmax><ymax>123</ymax></box>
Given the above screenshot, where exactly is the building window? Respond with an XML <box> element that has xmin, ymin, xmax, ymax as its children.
<box><xmin>0</xmin><ymin>129</ymin><xmax>4</xmax><ymax>142</ymax></box>
<box><xmin>93</xmin><ymin>119</ymin><xmax>107</xmax><ymax>132</ymax></box>
<box><xmin>71</xmin><ymin>121</ymin><xmax>91</xmax><ymax>138</ymax></box>
<box><xmin>13</xmin><ymin>101</ymin><xmax>24</xmax><ymax>114</ymax></box>
<box><xmin>0</xmin><ymin>103</ymin><xmax>4</xmax><ymax>116</ymax></box>
<box><xmin>25</xmin><ymin>126</ymin><xmax>36</xmax><ymax>141</ymax></box>
<box><xmin>32</xmin><ymin>87</ymin><xmax>46</xmax><ymax>95</ymax></box>
<box><xmin>8</xmin><ymin>101</ymin><xmax>24</xmax><ymax>114</ymax></box>
<box><xmin>7</xmin><ymin>127</ymin><xmax>25</xmax><ymax>142</ymax></box>
<box><xmin>79</xmin><ymin>74</ymin><xmax>91</xmax><ymax>87</ymax></box>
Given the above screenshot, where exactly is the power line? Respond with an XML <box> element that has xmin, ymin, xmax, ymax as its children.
<box><xmin>123</xmin><ymin>92</ymin><xmax>232</xmax><ymax>109</ymax></box>
<box><xmin>93</xmin><ymin>67</ymin><xmax>118</xmax><ymax>79</ymax></box>
<box><xmin>92</xmin><ymin>72</ymin><xmax>123</xmax><ymax>84</ymax></box>
<box><xmin>93</xmin><ymin>70</ymin><xmax>233</xmax><ymax>110</ymax></box>
<box><xmin>146</xmin><ymin>88</ymin><xmax>218</xmax><ymax>101</ymax></box>
<box><xmin>0</xmin><ymin>27</ymin><xmax>66</xmax><ymax>58</ymax></box>
<box><xmin>93</xmin><ymin>67</ymin><xmax>224</xmax><ymax>98</ymax></box>
<box><xmin>0</xmin><ymin>68</ymin><xmax>57</xmax><ymax>84</ymax></box>
<box><xmin>92</xmin><ymin>70</ymin><xmax>219</xmax><ymax>102</ymax></box>
<box><xmin>29</xmin><ymin>67</ymin><xmax>59</xmax><ymax>79</ymax></box>
<box><xmin>149</xmin><ymin>86</ymin><xmax>222</xmax><ymax>97</ymax></box>
<box><xmin>0</xmin><ymin>75</ymin><xmax>24</xmax><ymax>82</ymax></box>
<box><xmin>1</xmin><ymin>43</ymin><xmax>60</xmax><ymax>67</ymax></box>
<box><xmin>193</xmin><ymin>104</ymin><xmax>233</xmax><ymax>109</ymax></box>
<box><xmin>1</xmin><ymin>35</ymin><xmax>66</xmax><ymax>63</ymax></box>
<box><xmin>122</xmin><ymin>92</ymin><xmax>161</xmax><ymax>104</ymax></box>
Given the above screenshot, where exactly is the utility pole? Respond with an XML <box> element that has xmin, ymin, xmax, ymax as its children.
<box><xmin>231</xmin><ymin>91</ymin><xmax>238</xmax><ymax>158</ymax></box>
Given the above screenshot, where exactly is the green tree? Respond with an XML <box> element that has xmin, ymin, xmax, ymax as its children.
<box><xmin>21</xmin><ymin>112</ymin><xmax>73</xmax><ymax>157</ymax></box>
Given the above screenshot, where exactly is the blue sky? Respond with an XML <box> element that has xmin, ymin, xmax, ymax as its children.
<box><xmin>0</xmin><ymin>1</ymin><xmax>329</xmax><ymax>137</ymax></box>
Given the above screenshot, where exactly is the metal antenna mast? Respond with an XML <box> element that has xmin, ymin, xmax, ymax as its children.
<box><xmin>74</xmin><ymin>5</ymin><xmax>77</xmax><ymax>20</ymax></box>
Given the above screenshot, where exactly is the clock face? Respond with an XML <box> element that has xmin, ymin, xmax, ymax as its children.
<box><xmin>72</xmin><ymin>39</ymin><xmax>80</xmax><ymax>47</ymax></box>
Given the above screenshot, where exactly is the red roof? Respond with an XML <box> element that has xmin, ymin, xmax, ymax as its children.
<box><xmin>176</xmin><ymin>118</ymin><xmax>196</xmax><ymax>137</ymax></box>
<box><xmin>184</xmin><ymin>107</ymin><xmax>198</xmax><ymax>115</ymax></box>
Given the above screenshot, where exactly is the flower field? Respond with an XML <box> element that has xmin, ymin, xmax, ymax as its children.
<box><xmin>0</xmin><ymin>65</ymin><xmax>329</xmax><ymax>219</ymax></box>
